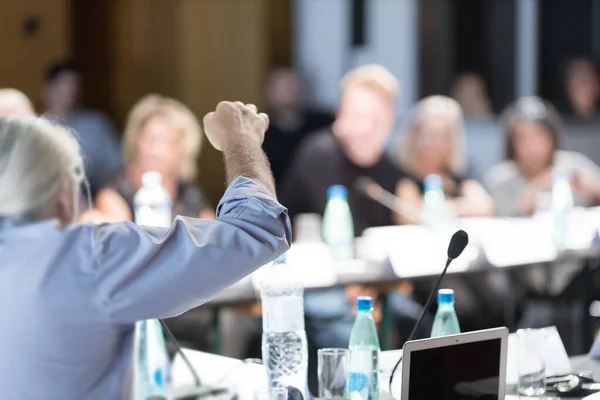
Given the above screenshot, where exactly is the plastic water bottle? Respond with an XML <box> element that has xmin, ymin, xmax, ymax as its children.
<box><xmin>551</xmin><ymin>170</ymin><xmax>574</xmax><ymax>250</ymax></box>
<box><xmin>261</xmin><ymin>256</ymin><xmax>309</xmax><ymax>399</ymax></box>
<box><xmin>134</xmin><ymin>171</ymin><xmax>172</xmax><ymax>229</ymax></box>
<box><xmin>349</xmin><ymin>296</ymin><xmax>380</xmax><ymax>400</ymax></box>
<box><xmin>431</xmin><ymin>289</ymin><xmax>461</xmax><ymax>337</ymax></box>
<box><xmin>322</xmin><ymin>185</ymin><xmax>355</xmax><ymax>262</ymax></box>
<box><xmin>421</xmin><ymin>174</ymin><xmax>450</xmax><ymax>231</ymax></box>
<box><xmin>133</xmin><ymin>171</ymin><xmax>172</xmax><ymax>399</ymax></box>
<box><xmin>134</xmin><ymin>320</ymin><xmax>169</xmax><ymax>399</ymax></box>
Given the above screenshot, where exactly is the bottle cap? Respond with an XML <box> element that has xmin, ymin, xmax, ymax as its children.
<box><xmin>438</xmin><ymin>288</ymin><xmax>454</xmax><ymax>304</ymax></box>
<box><xmin>357</xmin><ymin>296</ymin><xmax>373</xmax><ymax>311</ymax></box>
<box><xmin>327</xmin><ymin>185</ymin><xmax>348</xmax><ymax>200</ymax></box>
<box><xmin>424</xmin><ymin>174</ymin><xmax>443</xmax><ymax>191</ymax></box>
<box><xmin>142</xmin><ymin>171</ymin><xmax>162</xmax><ymax>186</ymax></box>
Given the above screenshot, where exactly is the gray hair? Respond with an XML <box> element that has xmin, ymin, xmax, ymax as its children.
<box><xmin>0</xmin><ymin>89</ymin><xmax>34</xmax><ymax>117</ymax></box>
<box><xmin>0</xmin><ymin>116</ymin><xmax>85</xmax><ymax>221</ymax></box>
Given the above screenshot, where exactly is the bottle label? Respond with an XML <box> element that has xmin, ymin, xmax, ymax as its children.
<box><xmin>349</xmin><ymin>349</ymin><xmax>379</xmax><ymax>398</ymax></box>
<box><xmin>135</xmin><ymin>206</ymin><xmax>172</xmax><ymax>228</ymax></box>
<box><xmin>262</xmin><ymin>295</ymin><xmax>305</xmax><ymax>333</ymax></box>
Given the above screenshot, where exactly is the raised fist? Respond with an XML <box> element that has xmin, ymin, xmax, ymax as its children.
<box><xmin>203</xmin><ymin>101</ymin><xmax>269</xmax><ymax>152</ymax></box>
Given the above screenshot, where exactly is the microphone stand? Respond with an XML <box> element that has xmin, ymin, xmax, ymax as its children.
<box><xmin>387</xmin><ymin>257</ymin><xmax>454</xmax><ymax>395</ymax></box>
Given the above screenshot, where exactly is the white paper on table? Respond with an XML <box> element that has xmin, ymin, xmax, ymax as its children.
<box><xmin>375</xmin><ymin>225</ymin><xmax>476</xmax><ymax>278</ymax></box>
<box><xmin>479</xmin><ymin>218</ymin><xmax>557</xmax><ymax>268</ymax></box>
<box><xmin>506</xmin><ymin>326</ymin><xmax>572</xmax><ymax>385</ymax></box>
<box><xmin>172</xmin><ymin>349</ymin><xmax>267</xmax><ymax>400</ymax></box>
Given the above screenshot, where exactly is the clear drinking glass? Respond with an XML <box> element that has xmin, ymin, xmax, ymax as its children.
<box><xmin>318</xmin><ymin>348</ymin><xmax>350</xmax><ymax>399</ymax></box>
<box><xmin>516</xmin><ymin>329</ymin><xmax>547</xmax><ymax>397</ymax></box>
<box><xmin>254</xmin><ymin>387</ymin><xmax>288</xmax><ymax>400</ymax></box>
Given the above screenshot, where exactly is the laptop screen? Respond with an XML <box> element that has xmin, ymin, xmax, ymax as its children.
<box><xmin>407</xmin><ymin>338</ymin><xmax>502</xmax><ymax>400</ymax></box>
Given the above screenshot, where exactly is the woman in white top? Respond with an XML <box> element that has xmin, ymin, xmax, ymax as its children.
<box><xmin>0</xmin><ymin>101</ymin><xmax>290</xmax><ymax>399</ymax></box>
<box><xmin>485</xmin><ymin>96</ymin><xmax>600</xmax><ymax>217</ymax></box>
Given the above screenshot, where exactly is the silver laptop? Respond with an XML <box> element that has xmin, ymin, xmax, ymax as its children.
<box><xmin>401</xmin><ymin>327</ymin><xmax>509</xmax><ymax>400</ymax></box>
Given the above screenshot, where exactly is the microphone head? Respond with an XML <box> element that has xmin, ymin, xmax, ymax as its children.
<box><xmin>447</xmin><ymin>230</ymin><xmax>469</xmax><ymax>260</ymax></box>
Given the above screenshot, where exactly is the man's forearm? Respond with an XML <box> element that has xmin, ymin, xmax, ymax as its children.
<box><xmin>222</xmin><ymin>140</ymin><xmax>276</xmax><ymax>197</ymax></box>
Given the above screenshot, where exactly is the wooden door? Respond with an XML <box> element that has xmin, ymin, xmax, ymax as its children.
<box><xmin>0</xmin><ymin>0</ymin><xmax>70</xmax><ymax>110</ymax></box>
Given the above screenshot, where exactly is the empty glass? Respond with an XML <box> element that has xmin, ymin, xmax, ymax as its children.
<box><xmin>516</xmin><ymin>329</ymin><xmax>547</xmax><ymax>397</ymax></box>
<box><xmin>254</xmin><ymin>387</ymin><xmax>288</xmax><ymax>400</ymax></box>
<box><xmin>318</xmin><ymin>348</ymin><xmax>350</xmax><ymax>399</ymax></box>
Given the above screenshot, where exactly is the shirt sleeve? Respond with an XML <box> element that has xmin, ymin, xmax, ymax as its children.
<box><xmin>90</xmin><ymin>177</ymin><xmax>291</xmax><ymax>324</ymax></box>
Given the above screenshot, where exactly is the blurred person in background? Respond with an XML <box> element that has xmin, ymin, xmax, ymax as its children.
<box><xmin>92</xmin><ymin>95</ymin><xmax>215</xmax><ymax>350</ymax></box>
<box><xmin>450</xmin><ymin>73</ymin><xmax>493</xmax><ymax>119</ymax></box>
<box><xmin>486</xmin><ymin>96</ymin><xmax>600</xmax><ymax>217</ymax></box>
<box><xmin>561</xmin><ymin>57</ymin><xmax>600</xmax><ymax>120</ymax></box>
<box><xmin>262</xmin><ymin>67</ymin><xmax>334</xmax><ymax>188</ymax></box>
<box><xmin>280</xmin><ymin>65</ymin><xmax>428</xmax><ymax>391</ymax></box>
<box><xmin>94</xmin><ymin>94</ymin><xmax>214</xmax><ymax>222</ymax></box>
<box><xmin>0</xmin><ymin>89</ymin><xmax>34</xmax><ymax>116</ymax></box>
<box><xmin>394</xmin><ymin>95</ymin><xmax>494</xmax><ymax>225</ymax></box>
<box><xmin>0</xmin><ymin>102</ymin><xmax>289</xmax><ymax>399</ymax></box>
<box><xmin>281</xmin><ymin>64</ymin><xmax>404</xmax><ymax>233</ymax></box>
<box><xmin>42</xmin><ymin>60</ymin><xmax>122</xmax><ymax>196</ymax></box>
<box><xmin>395</xmin><ymin>96</ymin><xmax>500</xmax><ymax>330</ymax></box>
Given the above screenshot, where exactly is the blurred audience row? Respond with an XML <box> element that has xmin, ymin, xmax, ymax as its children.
<box><xmin>2</xmin><ymin>59</ymin><xmax>600</xmax><ymax>360</ymax></box>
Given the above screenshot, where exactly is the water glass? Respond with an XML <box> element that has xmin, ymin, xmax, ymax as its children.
<box><xmin>254</xmin><ymin>387</ymin><xmax>288</xmax><ymax>400</ymax></box>
<box><xmin>318</xmin><ymin>348</ymin><xmax>350</xmax><ymax>399</ymax></box>
<box><xmin>516</xmin><ymin>329</ymin><xmax>547</xmax><ymax>396</ymax></box>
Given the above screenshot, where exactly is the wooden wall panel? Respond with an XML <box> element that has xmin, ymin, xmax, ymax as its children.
<box><xmin>0</xmin><ymin>0</ymin><xmax>70</xmax><ymax>110</ymax></box>
<box><xmin>176</xmin><ymin>0</ymin><xmax>268</xmax><ymax>202</ymax></box>
<box><xmin>74</xmin><ymin>0</ymin><xmax>285</xmax><ymax>204</ymax></box>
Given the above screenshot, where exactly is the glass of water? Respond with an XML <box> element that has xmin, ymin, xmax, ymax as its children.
<box><xmin>516</xmin><ymin>329</ymin><xmax>547</xmax><ymax>396</ymax></box>
<box><xmin>254</xmin><ymin>387</ymin><xmax>288</xmax><ymax>400</ymax></box>
<box><xmin>318</xmin><ymin>348</ymin><xmax>350</xmax><ymax>399</ymax></box>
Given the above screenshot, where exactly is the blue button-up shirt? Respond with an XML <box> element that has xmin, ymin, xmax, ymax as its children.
<box><xmin>0</xmin><ymin>177</ymin><xmax>291</xmax><ymax>400</ymax></box>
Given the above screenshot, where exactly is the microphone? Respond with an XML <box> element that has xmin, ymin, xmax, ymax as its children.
<box><xmin>354</xmin><ymin>176</ymin><xmax>421</xmax><ymax>224</ymax></box>
<box><xmin>388</xmin><ymin>230</ymin><xmax>469</xmax><ymax>394</ymax></box>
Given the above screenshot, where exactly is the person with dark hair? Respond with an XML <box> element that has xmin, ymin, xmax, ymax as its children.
<box><xmin>262</xmin><ymin>67</ymin><xmax>334</xmax><ymax>188</ymax></box>
<box><xmin>485</xmin><ymin>96</ymin><xmax>600</xmax><ymax>217</ymax></box>
<box><xmin>42</xmin><ymin>60</ymin><xmax>122</xmax><ymax>196</ymax></box>
<box><xmin>562</xmin><ymin>57</ymin><xmax>600</xmax><ymax>119</ymax></box>
<box><xmin>450</xmin><ymin>73</ymin><xmax>493</xmax><ymax>119</ymax></box>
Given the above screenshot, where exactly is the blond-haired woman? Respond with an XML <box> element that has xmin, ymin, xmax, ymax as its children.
<box><xmin>95</xmin><ymin>94</ymin><xmax>214</xmax><ymax>221</ymax></box>
<box><xmin>394</xmin><ymin>95</ymin><xmax>494</xmax><ymax>224</ymax></box>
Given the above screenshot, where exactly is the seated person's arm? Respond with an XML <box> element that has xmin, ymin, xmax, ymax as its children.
<box><xmin>394</xmin><ymin>178</ymin><xmax>423</xmax><ymax>225</ymax></box>
<box><xmin>452</xmin><ymin>179</ymin><xmax>495</xmax><ymax>217</ymax></box>
<box><xmin>516</xmin><ymin>169</ymin><xmax>552</xmax><ymax>216</ymax></box>
<box><xmin>93</xmin><ymin>187</ymin><xmax>133</xmax><ymax>222</ymax></box>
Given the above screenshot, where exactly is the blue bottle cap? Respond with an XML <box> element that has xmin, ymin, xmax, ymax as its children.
<box><xmin>424</xmin><ymin>174</ymin><xmax>443</xmax><ymax>191</ymax></box>
<box><xmin>438</xmin><ymin>289</ymin><xmax>454</xmax><ymax>304</ymax></box>
<box><xmin>357</xmin><ymin>296</ymin><xmax>373</xmax><ymax>311</ymax></box>
<box><xmin>327</xmin><ymin>185</ymin><xmax>348</xmax><ymax>200</ymax></box>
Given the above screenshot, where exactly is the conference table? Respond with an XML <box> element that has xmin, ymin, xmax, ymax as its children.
<box><xmin>170</xmin><ymin>209</ymin><xmax>600</xmax><ymax>361</ymax></box>
<box><xmin>170</xmin><ymin>348</ymin><xmax>600</xmax><ymax>400</ymax></box>
<box><xmin>210</xmin><ymin>210</ymin><xmax>600</xmax><ymax>306</ymax></box>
